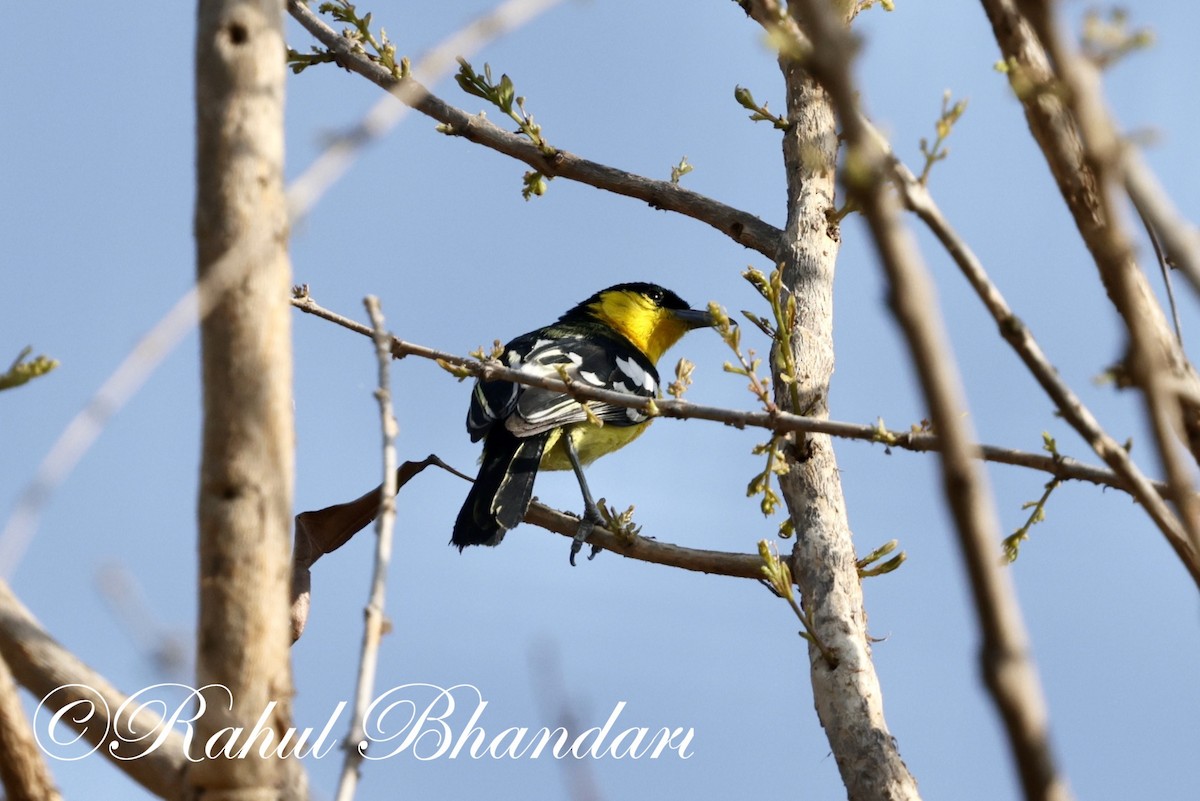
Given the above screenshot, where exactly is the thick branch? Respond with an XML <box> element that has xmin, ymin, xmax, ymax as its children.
<box><xmin>194</xmin><ymin>0</ymin><xmax>296</xmax><ymax>798</ymax></box>
<box><xmin>980</xmin><ymin>0</ymin><xmax>1200</xmax><ymax>472</ymax></box>
<box><xmin>0</xmin><ymin>651</ymin><xmax>63</xmax><ymax>801</ymax></box>
<box><xmin>741</xmin><ymin>2</ymin><xmax>925</xmax><ymax>798</ymax></box>
<box><xmin>0</xmin><ymin>580</ymin><xmax>186</xmax><ymax>799</ymax></box>
<box><xmin>791</xmin><ymin>1</ymin><xmax>1073</xmax><ymax>799</ymax></box>
<box><xmin>285</xmin><ymin>0</ymin><xmax>782</xmax><ymax>258</ymax></box>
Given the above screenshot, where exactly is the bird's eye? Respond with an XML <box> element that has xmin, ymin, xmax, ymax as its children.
<box><xmin>648</xmin><ymin>288</ymin><xmax>664</xmax><ymax>304</ymax></box>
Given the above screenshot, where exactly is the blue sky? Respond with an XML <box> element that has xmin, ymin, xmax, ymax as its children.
<box><xmin>3</xmin><ymin>1</ymin><xmax>1198</xmax><ymax>799</ymax></box>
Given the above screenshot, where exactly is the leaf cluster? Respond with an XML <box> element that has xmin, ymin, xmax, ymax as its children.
<box><xmin>758</xmin><ymin>540</ymin><xmax>835</xmax><ymax>666</ymax></box>
<box><xmin>669</xmin><ymin>156</ymin><xmax>694</xmax><ymax>185</ymax></box>
<box><xmin>918</xmin><ymin>90</ymin><xmax>968</xmax><ymax>185</ymax></box>
<box><xmin>714</xmin><ymin>269</ymin><xmax>807</xmax><ymax>536</ymax></box>
<box><xmin>287</xmin><ymin>0</ymin><xmax>410</xmax><ymax>79</ymax></box>
<box><xmin>0</xmin><ymin>346</ymin><xmax>58</xmax><ymax>391</ymax></box>
<box><xmin>455</xmin><ymin>58</ymin><xmax>555</xmax><ymax>199</ymax></box>
<box><xmin>733</xmin><ymin>85</ymin><xmax>790</xmax><ymax>130</ymax></box>
<box><xmin>1081</xmin><ymin>8</ymin><xmax>1154</xmax><ymax>70</ymax></box>
<box><xmin>1002</xmin><ymin>433</ymin><xmax>1064</xmax><ymax>562</ymax></box>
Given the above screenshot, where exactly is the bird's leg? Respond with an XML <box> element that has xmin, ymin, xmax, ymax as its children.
<box><xmin>563</xmin><ymin>432</ymin><xmax>603</xmax><ymax>566</ymax></box>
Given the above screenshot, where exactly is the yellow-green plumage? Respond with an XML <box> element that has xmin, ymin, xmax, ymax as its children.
<box><xmin>540</xmin><ymin>420</ymin><xmax>651</xmax><ymax>471</ymax></box>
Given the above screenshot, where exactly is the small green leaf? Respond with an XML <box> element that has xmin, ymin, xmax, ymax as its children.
<box><xmin>521</xmin><ymin>170</ymin><xmax>549</xmax><ymax>200</ymax></box>
<box><xmin>497</xmin><ymin>74</ymin><xmax>515</xmax><ymax>112</ymax></box>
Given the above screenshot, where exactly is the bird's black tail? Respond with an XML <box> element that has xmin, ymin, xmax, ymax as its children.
<box><xmin>452</xmin><ymin>427</ymin><xmax>549</xmax><ymax>550</ymax></box>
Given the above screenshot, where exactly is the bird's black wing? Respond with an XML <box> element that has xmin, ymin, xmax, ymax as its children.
<box><xmin>466</xmin><ymin>330</ymin><xmax>660</xmax><ymax>441</ymax></box>
<box><xmin>465</xmin><ymin>330</ymin><xmax>540</xmax><ymax>442</ymax></box>
<box><xmin>506</xmin><ymin>334</ymin><xmax>659</xmax><ymax>438</ymax></box>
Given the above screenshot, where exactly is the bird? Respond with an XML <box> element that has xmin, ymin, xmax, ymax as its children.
<box><xmin>451</xmin><ymin>282</ymin><xmax>716</xmax><ymax>564</ymax></box>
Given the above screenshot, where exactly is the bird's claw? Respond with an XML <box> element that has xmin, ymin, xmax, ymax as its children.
<box><xmin>568</xmin><ymin>510</ymin><xmax>604</xmax><ymax>566</ymax></box>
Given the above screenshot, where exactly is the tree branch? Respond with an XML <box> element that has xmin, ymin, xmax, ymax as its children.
<box><xmin>292</xmin><ymin>451</ymin><xmax>771</xmax><ymax>586</ymax></box>
<box><xmin>887</xmin><ymin>155</ymin><xmax>1200</xmax><ymax>582</ymax></box>
<box><xmin>738</xmin><ymin>1</ymin><xmax>925</xmax><ymax>798</ymax></box>
<box><xmin>291</xmin><ymin>290</ymin><xmax>1184</xmax><ymax>502</ymax></box>
<box><xmin>990</xmin><ymin>0</ymin><xmax>1200</xmax><ymax>565</ymax></box>
<box><xmin>285</xmin><ymin>0</ymin><xmax>782</xmax><ymax>258</ymax></box>
<box><xmin>0</xmin><ymin>651</ymin><xmax>63</xmax><ymax>801</ymax></box>
<box><xmin>789</xmin><ymin>1</ymin><xmax>1074</xmax><ymax>799</ymax></box>
<box><xmin>287</xmin><ymin>0</ymin><xmax>564</xmax><ymax>222</ymax></box>
<box><xmin>193</xmin><ymin>0</ymin><xmax>296</xmax><ymax>797</ymax></box>
<box><xmin>738</xmin><ymin>0</ymin><xmax>1200</xmax><ymax>584</ymax></box>
<box><xmin>334</xmin><ymin>298</ymin><xmax>400</xmax><ymax>801</ymax></box>
<box><xmin>0</xmin><ymin>579</ymin><xmax>186</xmax><ymax>799</ymax></box>
<box><xmin>980</xmin><ymin>0</ymin><xmax>1200</xmax><ymax>474</ymax></box>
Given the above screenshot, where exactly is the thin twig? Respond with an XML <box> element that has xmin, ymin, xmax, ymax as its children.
<box><xmin>1137</xmin><ymin>203</ymin><xmax>1185</xmax><ymax>346</ymax></box>
<box><xmin>286</xmin><ymin>0</ymin><xmax>782</xmax><ymax>258</ymax></box>
<box><xmin>290</xmin><ymin>291</ymin><xmax>1184</xmax><ymax>500</ymax></box>
<box><xmin>788</xmin><ymin>2</ymin><xmax>1074</xmax><ymax>799</ymax></box>
<box><xmin>287</xmin><ymin>0</ymin><xmax>564</xmax><ymax>222</ymax></box>
<box><xmin>334</xmin><ymin>297</ymin><xmax>400</xmax><ymax>801</ymax></box>
<box><xmin>1122</xmin><ymin>146</ymin><xmax>1200</xmax><ymax>301</ymax></box>
<box><xmin>525</xmin><ymin>502</ymin><xmax>764</xmax><ymax>577</ymax></box>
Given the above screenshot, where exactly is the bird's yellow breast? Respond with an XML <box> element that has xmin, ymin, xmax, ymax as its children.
<box><xmin>540</xmin><ymin>420</ymin><xmax>651</xmax><ymax>471</ymax></box>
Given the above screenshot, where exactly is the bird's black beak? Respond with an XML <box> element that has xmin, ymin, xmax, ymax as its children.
<box><xmin>673</xmin><ymin>307</ymin><xmax>719</xmax><ymax>329</ymax></box>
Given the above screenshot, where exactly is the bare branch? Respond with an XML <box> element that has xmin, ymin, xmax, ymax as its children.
<box><xmin>988</xmin><ymin>0</ymin><xmax>1200</xmax><ymax>563</ymax></box>
<box><xmin>334</xmin><ymin>297</ymin><xmax>401</xmax><ymax>801</ymax></box>
<box><xmin>525</xmin><ymin>502</ymin><xmax>765</xmax><ymax>577</ymax></box>
<box><xmin>294</xmin><ymin>454</ymin><xmax>768</xmax><ymax>582</ymax></box>
<box><xmin>285</xmin><ymin>0</ymin><xmax>782</xmax><ymax>258</ymax></box>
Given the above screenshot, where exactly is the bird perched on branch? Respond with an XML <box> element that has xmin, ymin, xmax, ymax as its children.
<box><xmin>452</xmin><ymin>282</ymin><xmax>716</xmax><ymax>564</ymax></box>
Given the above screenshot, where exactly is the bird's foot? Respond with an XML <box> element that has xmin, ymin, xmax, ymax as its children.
<box><xmin>568</xmin><ymin>508</ymin><xmax>604</xmax><ymax>566</ymax></box>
